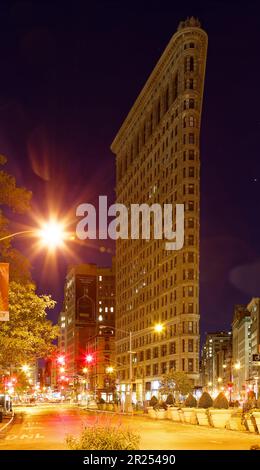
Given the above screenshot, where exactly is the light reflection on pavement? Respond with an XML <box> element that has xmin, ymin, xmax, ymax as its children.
<box><xmin>0</xmin><ymin>404</ymin><xmax>260</xmax><ymax>450</ymax></box>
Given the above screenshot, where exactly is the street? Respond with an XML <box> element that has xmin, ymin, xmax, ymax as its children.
<box><xmin>0</xmin><ymin>404</ymin><xmax>260</xmax><ymax>450</ymax></box>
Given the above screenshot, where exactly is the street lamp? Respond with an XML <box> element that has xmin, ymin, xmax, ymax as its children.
<box><xmin>21</xmin><ymin>364</ymin><xmax>30</xmax><ymax>373</ymax></box>
<box><xmin>116</xmin><ymin>323</ymin><xmax>164</xmax><ymax>412</ymax></box>
<box><xmin>0</xmin><ymin>220</ymin><xmax>67</xmax><ymax>250</ymax></box>
<box><xmin>223</xmin><ymin>361</ymin><xmax>241</xmax><ymax>403</ymax></box>
<box><xmin>38</xmin><ymin>221</ymin><xmax>65</xmax><ymax>249</ymax></box>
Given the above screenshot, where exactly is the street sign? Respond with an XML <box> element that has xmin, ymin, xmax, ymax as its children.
<box><xmin>0</xmin><ymin>263</ymin><xmax>9</xmax><ymax>321</ymax></box>
<box><xmin>252</xmin><ymin>354</ymin><xmax>260</xmax><ymax>364</ymax></box>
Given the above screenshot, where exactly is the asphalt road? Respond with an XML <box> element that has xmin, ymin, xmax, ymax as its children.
<box><xmin>0</xmin><ymin>404</ymin><xmax>260</xmax><ymax>450</ymax></box>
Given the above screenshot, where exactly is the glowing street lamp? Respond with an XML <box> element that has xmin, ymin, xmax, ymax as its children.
<box><xmin>154</xmin><ymin>323</ymin><xmax>164</xmax><ymax>333</ymax></box>
<box><xmin>21</xmin><ymin>364</ymin><xmax>30</xmax><ymax>373</ymax></box>
<box><xmin>38</xmin><ymin>220</ymin><xmax>65</xmax><ymax>250</ymax></box>
<box><xmin>0</xmin><ymin>220</ymin><xmax>65</xmax><ymax>246</ymax></box>
<box><xmin>82</xmin><ymin>367</ymin><xmax>88</xmax><ymax>374</ymax></box>
<box><xmin>106</xmin><ymin>366</ymin><xmax>114</xmax><ymax>374</ymax></box>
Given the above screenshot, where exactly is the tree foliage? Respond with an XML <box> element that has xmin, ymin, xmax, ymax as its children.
<box><xmin>213</xmin><ymin>392</ymin><xmax>229</xmax><ymax>409</ymax></box>
<box><xmin>185</xmin><ymin>393</ymin><xmax>197</xmax><ymax>407</ymax></box>
<box><xmin>198</xmin><ymin>391</ymin><xmax>213</xmax><ymax>409</ymax></box>
<box><xmin>66</xmin><ymin>423</ymin><xmax>140</xmax><ymax>450</ymax></box>
<box><xmin>159</xmin><ymin>370</ymin><xmax>193</xmax><ymax>397</ymax></box>
<box><xmin>0</xmin><ymin>282</ymin><xmax>59</xmax><ymax>368</ymax></box>
<box><xmin>0</xmin><ymin>155</ymin><xmax>32</xmax><ymax>282</ymax></box>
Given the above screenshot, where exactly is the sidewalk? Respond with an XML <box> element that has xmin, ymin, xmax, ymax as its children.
<box><xmin>0</xmin><ymin>412</ymin><xmax>15</xmax><ymax>433</ymax></box>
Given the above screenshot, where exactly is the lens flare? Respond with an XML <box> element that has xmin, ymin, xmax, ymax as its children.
<box><xmin>39</xmin><ymin>220</ymin><xmax>65</xmax><ymax>249</ymax></box>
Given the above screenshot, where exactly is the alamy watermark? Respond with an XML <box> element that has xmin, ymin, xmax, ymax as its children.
<box><xmin>76</xmin><ymin>196</ymin><xmax>184</xmax><ymax>251</ymax></box>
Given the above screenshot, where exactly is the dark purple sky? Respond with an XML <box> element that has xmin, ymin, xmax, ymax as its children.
<box><xmin>0</xmin><ymin>0</ymin><xmax>260</xmax><ymax>341</ymax></box>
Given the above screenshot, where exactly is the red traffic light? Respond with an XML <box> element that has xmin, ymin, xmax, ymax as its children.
<box><xmin>85</xmin><ymin>354</ymin><xmax>94</xmax><ymax>364</ymax></box>
<box><xmin>57</xmin><ymin>355</ymin><xmax>65</xmax><ymax>365</ymax></box>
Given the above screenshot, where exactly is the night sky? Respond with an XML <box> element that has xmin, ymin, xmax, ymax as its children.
<box><xmin>1</xmin><ymin>0</ymin><xmax>260</xmax><ymax>342</ymax></box>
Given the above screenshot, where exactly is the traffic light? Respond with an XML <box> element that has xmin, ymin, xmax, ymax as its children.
<box><xmin>85</xmin><ymin>354</ymin><xmax>94</xmax><ymax>364</ymax></box>
<box><xmin>57</xmin><ymin>355</ymin><xmax>65</xmax><ymax>365</ymax></box>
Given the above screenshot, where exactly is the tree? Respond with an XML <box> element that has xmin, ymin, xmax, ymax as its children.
<box><xmin>185</xmin><ymin>393</ymin><xmax>197</xmax><ymax>407</ymax></box>
<box><xmin>213</xmin><ymin>392</ymin><xmax>229</xmax><ymax>409</ymax></box>
<box><xmin>0</xmin><ymin>282</ymin><xmax>59</xmax><ymax>368</ymax></box>
<box><xmin>159</xmin><ymin>370</ymin><xmax>192</xmax><ymax>399</ymax></box>
<box><xmin>198</xmin><ymin>391</ymin><xmax>213</xmax><ymax>409</ymax></box>
<box><xmin>0</xmin><ymin>154</ymin><xmax>32</xmax><ymax>283</ymax></box>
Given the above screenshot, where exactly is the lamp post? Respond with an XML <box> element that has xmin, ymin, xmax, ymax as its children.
<box><xmin>223</xmin><ymin>360</ymin><xmax>240</xmax><ymax>403</ymax></box>
<box><xmin>0</xmin><ymin>220</ymin><xmax>71</xmax><ymax>249</ymax></box>
<box><xmin>116</xmin><ymin>323</ymin><xmax>164</xmax><ymax>412</ymax></box>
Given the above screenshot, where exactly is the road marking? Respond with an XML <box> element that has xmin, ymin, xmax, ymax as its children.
<box><xmin>5</xmin><ymin>433</ymin><xmax>45</xmax><ymax>441</ymax></box>
<box><xmin>5</xmin><ymin>435</ymin><xmax>17</xmax><ymax>440</ymax></box>
<box><xmin>24</xmin><ymin>426</ymin><xmax>44</xmax><ymax>430</ymax></box>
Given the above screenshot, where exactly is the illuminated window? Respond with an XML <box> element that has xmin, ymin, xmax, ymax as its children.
<box><xmin>99</xmin><ymin>276</ymin><xmax>102</xmax><ymax>281</ymax></box>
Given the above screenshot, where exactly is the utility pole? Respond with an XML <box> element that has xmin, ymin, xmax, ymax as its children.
<box><xmin>128</xmin><ymin>331</ymin><xmax>133</xmax><ymax>413</ymax></box>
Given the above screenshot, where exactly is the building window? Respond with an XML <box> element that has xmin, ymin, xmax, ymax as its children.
<box><xmin>188</xmin><ymin>167</ymin><xmax>195</xmax><ymax>177</ymax></box>
<box><xmin>182</xmin><ymin>339</ymin><xmax>185</xmax><ymax>352</ymax></box>
<box><xmin>146</xmin><ymin>349</ymin><xmax>151</xmax><ymax>360</ymax></box>
<box><xmin>161</xmin><ymin>362</ymin><xmax>167</xmax><ymax>374</ymax></box>
<box><xmin>187</xmin><ymin>201</ymin><xmax>194</xmax><ymax>211</ymax></box>
<box><xmin>153</xmin><ymin>347</ymin><xmax>158</xmax><ymax>359</ymax></box>
<box><xmin>188</xmin><ymin>358</ymin><xmax>194</xmax><ymax>372</ymax></box>
<box><xmin>188</xmin><ymin>184</ymin><xmax>194</xmax><ymax>194</ymax></box>
<box><xmin>182</xmin><ymin>359</ymin><xmax>185</xmax><ymax>371</ymax></box>
<box><xmin>161</xmin><ymin>344</ymin><xmax>167</xmax><ymax>356</ymax></box>
<box><xmin>146</xmin><ymin>365</ymin><xmax>151</xmax><ymax>376</ymax></box>
<box><xmin>153</xmin><ymin>363</ymin><xmax>159</xmax><ymax>376</ymax></box>
<box><xmin>169</xmin><ymin>360</ymin><xmax>176</xmax><ymax>371</ymax></box>
<box><xmin>189</xmin><ymin>116</ymin><xmax>195</xmax><ymax>127</ymax></box>
<box><xmin>169</xmin><ymin>342</ymin><xmax>176</xmax><ymax>354</ymax></box>
<box><xmin>188</xmin><ymin>303</ymin><xmax>194</xmax><ymax>313</ymax></box>
<box><xmin>188</xmin><ymin>321</ymin><xmax>193</xmax><ymax>333</ymax></box>
<box><xmin>188</xmin><ymin>218</ymin><xmax>194</xmax><ymax>229</ymax></box>
<box><xmin>189</xmin><ymin>133</ymin><xmax>195</xmax><ymax>144</ymax></box>
<box><xmin>188</xmin><ymin>235</ymin><xmax>194</xmax><ymax>246</ymax></box>
<box><xmin>189</xmin><ymin>150</ymin><xmax>195</xmax><ymax>160</ymax></box>
<box><xmin>188</xmin><ymin>339</ymin><xmax>194</xmax><ymax>352</ymax></box>
<box><xmin>188</xmin><ymin>286</ymin><xmax>194</xmax><ymax>296</ymax></box>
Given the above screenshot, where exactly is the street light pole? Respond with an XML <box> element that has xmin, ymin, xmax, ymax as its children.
<box><xmin>115</xmin><ymin>323</ymin><xmax>164</xmax><ymax>412</ymax></box>
<box><xmin>129</xmin><ymin>331</ymin><xmax>133</xmax><ymax>412</ymax></box>
<box><xmin>0</xmin><ymin>230</ymin><xmax>34</xmax><ymax>242</ymax></box>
